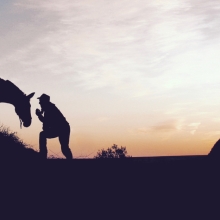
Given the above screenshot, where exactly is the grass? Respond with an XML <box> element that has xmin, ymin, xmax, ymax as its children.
<box><xmin>0</xmin><ymin>124</ymin><xmax>39</xmax><ymax>160</ymax></box>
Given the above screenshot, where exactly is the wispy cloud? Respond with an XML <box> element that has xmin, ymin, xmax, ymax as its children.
<box><xmin>134</xmin><ymin>119</ymin><xmax>184</xmax><ymax>134</ymax></box>
<box><xmin>134</xmin><ymin>119</ymin><xmax>202</xmax><ymax>136</ymax></box>
<box><xmin>1</xmin><ymin>0</ymin><xmax>218</xmax><ymax>98</ymax></box>
<box><xmin>150</xmin><ymin>120</ymin><xmax>184</xmax><ymax>133</ymax></box>
<box><xmin>188</xmin><ymin>122</ymin><xmax>201</xmax><ymax>135</ymax></box>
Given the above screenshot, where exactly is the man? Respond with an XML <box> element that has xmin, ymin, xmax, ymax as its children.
<box><xmin>35</xmin><ymin>94</ymin><xmax>73</xmax><ymax>159</ymax></box>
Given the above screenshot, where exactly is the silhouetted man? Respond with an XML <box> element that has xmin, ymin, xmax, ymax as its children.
<box><xmin>35</xmin><ymin>94</ymin><xmax>73</xmax><ymax>159</ymax></box>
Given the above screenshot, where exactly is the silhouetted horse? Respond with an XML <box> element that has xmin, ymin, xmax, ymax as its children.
<box><xmin>0</xmin><ymin>78</ymin><xmax>35</xmax><ymax>127</ymax></box>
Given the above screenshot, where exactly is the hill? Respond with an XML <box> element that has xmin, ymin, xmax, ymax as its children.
<box><xmin>0</xmin><ymin>125</ymin><xmax>39</xmax><ymax>160</ymax></box>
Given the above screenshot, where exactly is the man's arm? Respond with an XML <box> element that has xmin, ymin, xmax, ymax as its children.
<box><xmin>35</xmin><ymin>109</ymin><xmax>44</xmax><ymax>122</ymax></box>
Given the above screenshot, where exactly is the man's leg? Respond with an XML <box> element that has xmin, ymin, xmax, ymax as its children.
<box><xmin>39</xmin><ymin>130</ymin><xmax>58</xmax><ymax>159</ymax></box>
<box><xmin>59</xmin><ymin>124</ymin><xmax>73</xmax><ymax>159</ymax></box>
<box><xmin>39</xmin><ymin>131</ymin><xmax>48</xmax><ymax>159</ymax></box>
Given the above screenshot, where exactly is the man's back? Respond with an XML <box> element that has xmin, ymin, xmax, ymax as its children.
<box><xmin>43</xmin><ymin>102</ymin><xmax>68</xmax><ymax>130</ymax></box>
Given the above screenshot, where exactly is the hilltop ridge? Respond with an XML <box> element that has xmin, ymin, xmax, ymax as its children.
<box><xmin>0</xmin><ymin>125</ymin><xmax>39</xmax><ymax>160</ymax></box>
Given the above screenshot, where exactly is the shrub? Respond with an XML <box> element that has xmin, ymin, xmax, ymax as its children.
<box><xmin>94</xmin><ymin>144</ymin><xmax>131</xmax><ymax>159</ymax></box>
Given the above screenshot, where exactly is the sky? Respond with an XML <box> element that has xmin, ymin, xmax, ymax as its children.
<box><xmin>0</xmin><ymin>0</ymin><xmax>220</xmax><ymax>158</ymax></box>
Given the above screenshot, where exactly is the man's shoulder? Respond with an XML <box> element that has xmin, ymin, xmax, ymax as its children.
<box><xmin>48</xmin><ymin>102</ymin><xmax>57</xmax><ymax>109</ymax></box>
<box><xmin>44</xmin><ymin>102</ymin><xmax>57</xmax><ymax>112</ymax></box>
<box><xmin>48</xmin><ymin>102</ymin><xmax>63</xmax><ymax>113</ymax></box>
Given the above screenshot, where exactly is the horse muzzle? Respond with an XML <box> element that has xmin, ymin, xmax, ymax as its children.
<box><xmin>23</xmin><ymin>120</ymin><xmax>31</xmax><ymax>127</ymax></box>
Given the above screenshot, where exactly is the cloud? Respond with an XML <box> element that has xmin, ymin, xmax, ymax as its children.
<box><xmin>1</xmin><ymin>0</ymin><xmax>220</xmax><ymax>99</ymax></box>
<box><xmin>136</xmin><ymin>127</ymin><xmax>148</xmax><ymax>133</ymax></box>
<box><xmin>187</xmin><ymin>0</ymin><xmax>220</xmax><ymax>40</ymax></box>
<box><xmin>135</xmin><ymin>119</ymin><xmax>184</xmax><ymax>134</ymax></box>
<box><xmin>188</xmin><ymin>122</ymin><xmax>201</xmax><ymax>135</ymax></box>
<box><xmin>150</xmin><ymin>120</ymin><xmax>183</xmax><ymax>132</ymax></box>
<box><xmin>6</xmin><ymin>1</ymin><xmax>148</xmax><ymax>84</ymax></box>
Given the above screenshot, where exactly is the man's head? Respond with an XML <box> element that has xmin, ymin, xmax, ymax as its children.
<box><xmin>37</xmin><ymin>94</ymin><xmax>50</xmax><ymax>108</ymax></box>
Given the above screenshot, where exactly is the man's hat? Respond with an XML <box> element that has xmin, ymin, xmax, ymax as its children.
<box><xmin>37</xmin><ymin>94</ymin><xmax>50</xmax><ymax>102</ymax></box>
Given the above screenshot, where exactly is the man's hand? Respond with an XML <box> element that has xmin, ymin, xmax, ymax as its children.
<box><xmin>35</xmin><ymin>108</ymin><xmax>42</xmax><ymax>116</ymax></box>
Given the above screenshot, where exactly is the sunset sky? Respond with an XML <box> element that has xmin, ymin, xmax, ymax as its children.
<box><xmin>1</xmin><ymin>0</ymin><xmax>220</xmax><ymax>158</ymax></box>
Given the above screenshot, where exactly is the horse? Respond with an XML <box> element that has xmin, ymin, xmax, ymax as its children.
<box><xmin>0</xmin><ymin>78</ymin><xmax>35</xmax><ymax>127</ymax></box>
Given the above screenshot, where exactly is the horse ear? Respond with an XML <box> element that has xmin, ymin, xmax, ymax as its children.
<box><xmin>27</xmin><ymin>92</ymin><xmax>35</xmax><ymax>99</ymax></box>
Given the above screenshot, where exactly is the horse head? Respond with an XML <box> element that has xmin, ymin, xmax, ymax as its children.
<box><xmin>15</xmin><ymin>92</ymin><xmax>35</xmax><ymax>127</ymax></box>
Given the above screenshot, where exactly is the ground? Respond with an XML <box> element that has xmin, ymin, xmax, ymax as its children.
<box><xmin>1</xmin><ymin>156</ymin><xmax>219</xmax><ymax>219</ymax></box>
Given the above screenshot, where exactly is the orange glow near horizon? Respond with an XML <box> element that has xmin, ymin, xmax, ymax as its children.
<box><xmin>0</xmin><ymin>104</ymin><xmax>218</xmax><ymax>158</ymax></box>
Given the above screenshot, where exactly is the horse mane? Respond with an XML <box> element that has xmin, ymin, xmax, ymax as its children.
<box><xmin>5</xmin><ymin>80</ymin><xmax>25</xmax><ymax>96</ymax></box>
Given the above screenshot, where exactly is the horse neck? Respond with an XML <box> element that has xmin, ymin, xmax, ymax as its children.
<box><xmin>0</xmin><ymin>79</ymin><xmax>23</xmax><ymax>107</ymax></box>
